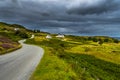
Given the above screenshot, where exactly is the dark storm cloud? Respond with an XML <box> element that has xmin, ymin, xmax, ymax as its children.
<box><xmin>67</xmin><ymin>0</ymin><xmax>119</xmax><ymax>15</ymax></box>
<box><xmin>0</xmin><ymin>0</ymin><xmax>120</xmax><ymax>36</ymax></box>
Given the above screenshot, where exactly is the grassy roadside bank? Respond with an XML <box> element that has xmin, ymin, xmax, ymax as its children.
<box><xmin>26</xmin><ymin>35</ymin><xmax>120</xmax><ymax>80</ymax></box>
<box><xmin>31</xmin><ymin>47</ymin><xmax>77</xmax><ymax>80</ymax></box>
<box><xmin>0</xmin><ymin>35</ymin><xmax>22</xmax><ymax>55</ymax></box>
<box><xmin>26</xmin><ymin>38</ymin><xmax>78</xmax><ymax>80</ymax></box>
<box><xmin>0</xmin><ymin>42</ymin><xmax>22</xmax><ymax>55</ymax></box>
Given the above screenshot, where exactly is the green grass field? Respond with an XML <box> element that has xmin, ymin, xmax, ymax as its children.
<box><xmin>26</xmin><ymin>35</ymin><xmax>120</xmax><ymax>80</ymax></box>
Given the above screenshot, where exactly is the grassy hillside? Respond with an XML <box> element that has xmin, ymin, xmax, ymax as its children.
<box><xmin>26</xmin><ymin>34</ymin><xmax>120</xmax><ymax>80</ymax></box>
<box><xmin>1</xmin><ymin>22</ymin><xmax>119</xmax><ymax>80</ymax></box>
<box><xmin>0</xmin><ymin>22</ymin><xmax>30</xmax><ymax>41</ymax></box>
<box><xmin>0</xmin><ymin>22</ymin><xmax>30</xmax><ymax>55</ymax></box>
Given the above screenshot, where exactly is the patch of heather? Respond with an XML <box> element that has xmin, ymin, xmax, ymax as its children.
<box><xmin>0</xmin><ymin>37</ymin><xmax>12</xmax><ymax>43</ymax></box>
<box><xmin>1</xmin><ymin>43</ymin><xmax>14</xmax><ymax>49</ymax></box>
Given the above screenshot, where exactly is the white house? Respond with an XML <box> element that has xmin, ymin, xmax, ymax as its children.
<box><xmin>14</xmin><ymin>28</ymin><xmax>19</xmax><ymax>31</ymax></box>
<box><xmin>30</xmin><ymin>34</ymin><xmax>35</xmax><ymax>39</ymax></box>
<box><xmin>56</xmin><ymin>34</ymin><xmax>65</xmax><ymax>38</ymax></box>
<box><xmin>46</xmin><ymin>35</ymin><xmax>52</xmax><ymax>39</ymax></box>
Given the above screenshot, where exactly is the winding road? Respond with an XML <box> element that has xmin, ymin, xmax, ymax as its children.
<box><xmin>0</xmin><ymin>40</ymin><xmax>44</xmax><ymax>80</ymax></box>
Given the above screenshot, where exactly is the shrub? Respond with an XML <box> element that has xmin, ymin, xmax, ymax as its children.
<box><xmin>15</xmin><ymin>30</ymin><xmax>29</xmax><ymax>38</ymax></box>
<box><xmin>104</xmin><ymin>38</ymin><xmax>109</xmax><ymax>42</ymax></box>
<box><xmin>88</xmin><ymin>37</ymin><xmax>92</xmax><ymax>40</ymax></box>
<box><xmin>98</xmin><ymin>41</ymin><xmax>103</xmax><ymax>45</ymax></box>
<box><xmin>92</xmin><ymin>38</ymin><xmax>98</xmax><ymax>42</ymax></box>
<box><xmin>113</xmin><ymin>39</ymin><xmax>119</xmax><ymax>43</ymax></box>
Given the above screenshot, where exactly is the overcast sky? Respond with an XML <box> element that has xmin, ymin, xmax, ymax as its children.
<box><xmin>0</xmin><ymin>0</ymin><xmax>120</xmax><ymax>36</ymax></box>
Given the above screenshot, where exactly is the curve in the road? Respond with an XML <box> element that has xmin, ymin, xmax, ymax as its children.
<box><xmin>0</xmin><ymin>40</ymin><xmax>44</xmax><ymax>80</ymax></box>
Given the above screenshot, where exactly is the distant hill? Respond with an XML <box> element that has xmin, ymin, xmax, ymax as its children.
<box><xmin>112</xmin><ymin>37</ymin><xmax>120</xmax><ymax>40</ymax></box>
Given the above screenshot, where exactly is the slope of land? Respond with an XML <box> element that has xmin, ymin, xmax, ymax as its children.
<box><xmin>0</xmin><ymin>22</ymin><xmax>30</xmax><ymax>55</ymax></box>
<box><xmin>0</xmin><ymin>22</ymin><xmax>120</xmax><ymax>80</ymax></box>
<box><xmin>26</xmin><ymin>34</ymin><xmax>120</xmax><ymax>80</ymax></box>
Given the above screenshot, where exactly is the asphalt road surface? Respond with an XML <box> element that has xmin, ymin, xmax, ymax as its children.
<box><xmin>0</xmin><ymin>40</ymin><xmax>44</xmax><ymax>80</ymax></box>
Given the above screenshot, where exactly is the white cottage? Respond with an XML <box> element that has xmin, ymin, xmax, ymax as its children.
<box><xmin>46</xmin><ymin>35</ymin><xmax>52</xmax><ymax>39</ymax></box>
<box><xmin>30</xmin><ymin>34</ymin><xmax>35</xmax><ymax>39</ymax></box>
<box><xmin>14</xmin><ymin>28</ymin><xmax>19</xmax><ymax>31</ymax></box>
<box><xmin>56</xmin><ymin>34</ymin><xmax>65</xmax><ymax>38</ymax></box>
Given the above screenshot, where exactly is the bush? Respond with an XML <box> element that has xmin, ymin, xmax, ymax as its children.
<box><xmin>15</xmin><ymin>30</ymin><xmax>29</xmax><ymax>38</ymax></box>
<box><xmin>92</xmin><ymin>38</ymin><xmax>98</xmax><ymax>42</ymax></box>
<box><xmin>104</xmin><ymin>38</ymin><xmax>109</xmax><ymax>42</ymax></box>
<box><xmin>98</xmin><ymin>41</ymin><xmax>103</xmax><ymax>45</ymax></box>
<box><xmin>88</xmin><ymin>37</ymin><xmax>92</xmax><ymax>40</ymax></box>
<box><xmin>113</xmin><ymin>39</ymin><xmax>119</xmax><ymax>43</ymax></box>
